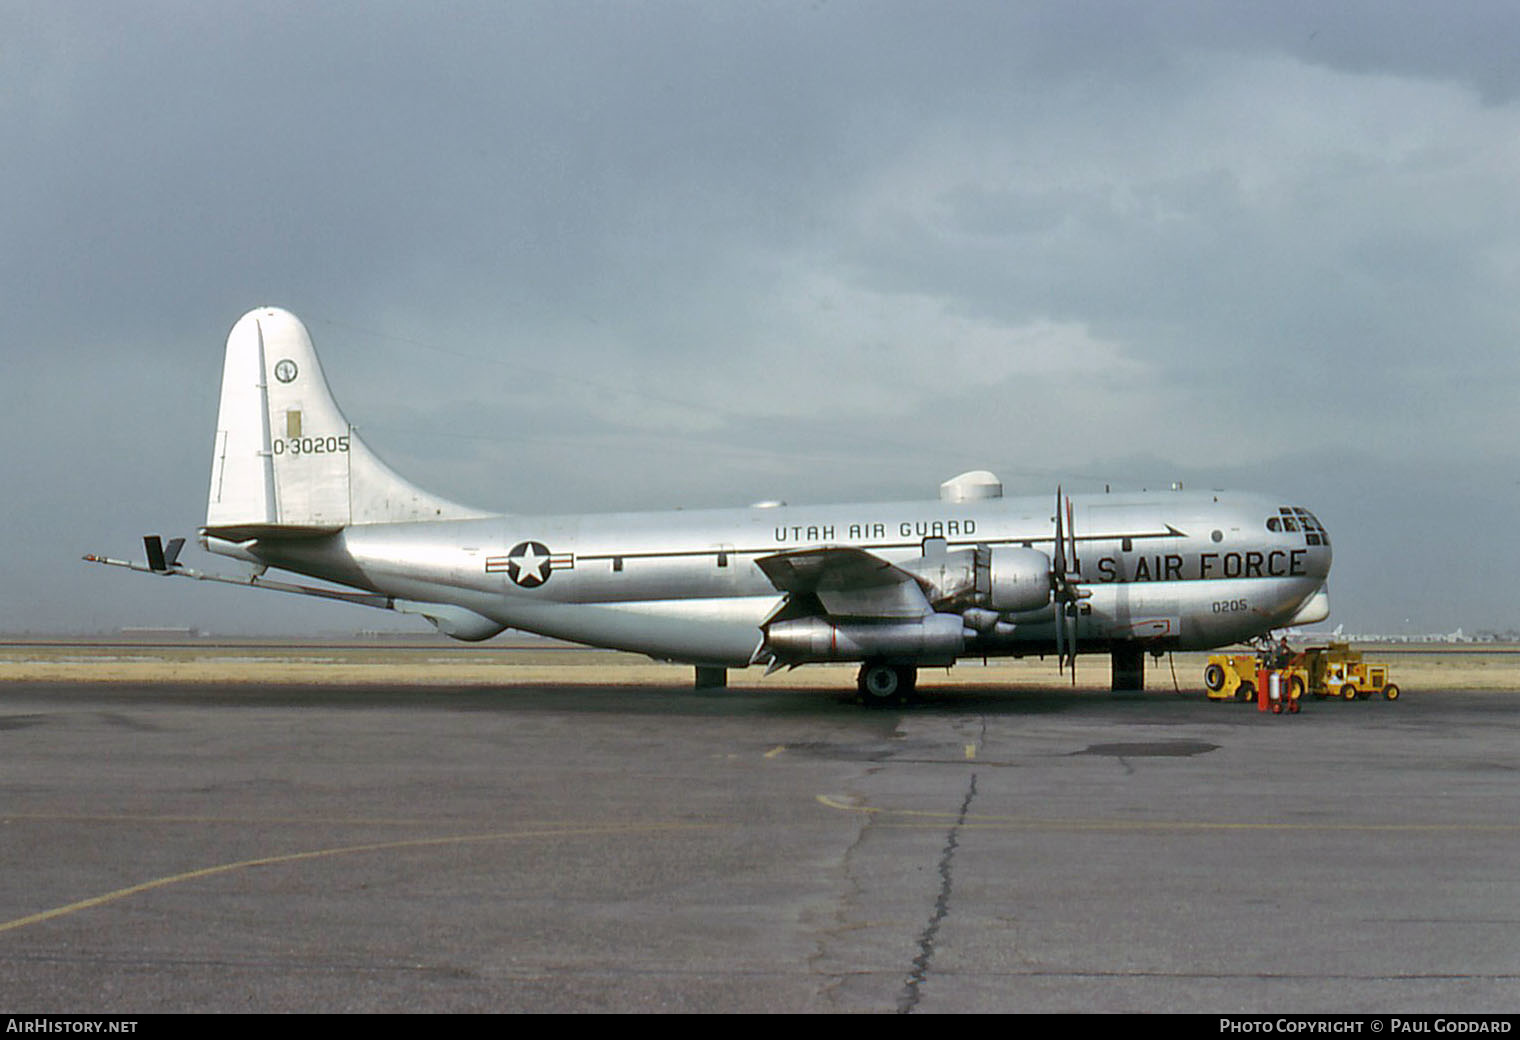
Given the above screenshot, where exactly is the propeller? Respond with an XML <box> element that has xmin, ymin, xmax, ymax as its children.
<box><xmin>1051</xmin><ymin>487</ymin><xmax>1089</xmax><ymax>680</ymax></box>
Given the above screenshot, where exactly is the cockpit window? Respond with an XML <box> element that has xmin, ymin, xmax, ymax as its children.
<box><xmin>1268</xmin><ymin>506</ymin><xmax>1329</xmax><ymax>546</ymax></box>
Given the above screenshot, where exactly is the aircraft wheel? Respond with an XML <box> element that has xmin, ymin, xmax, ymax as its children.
<box><xmin>1341</xmin><ymin>684</ymin><xmax>1358</xmax><ymax>701</ymax></box>
<box><xmin>858</xmin><ymin>661</ymin><xmax>913</xmax><ymax>706</ymax></box>
<box><xmin>1384</xmin><ymin>684</ymin><xmax>1400</xmax><ymax>701</ymax></box>
<box><xmin>1236</xmin><ymin>682</ymin><xmax>1254</xmax><ymax>703</ymax></box>
<box><xmin>1203</xmin><ymin>663</ymin><xmax>1226</xmax><ymax>692</ymax></box>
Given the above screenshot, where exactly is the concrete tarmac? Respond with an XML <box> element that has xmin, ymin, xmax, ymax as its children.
<box><xmin>1</xmin><ymin>677</ymin><xmax>1517</xmax><ymax>1013</ymax></box>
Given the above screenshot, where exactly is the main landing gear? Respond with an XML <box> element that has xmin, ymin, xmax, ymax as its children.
<box><xmin>1111</xmin><ymin>646</ymin><xmax>1146</xmax><ymax>692</ymax></box>
<box><xmin>856</xmin><ymin>660</ymin><xmax>918</xmax><ymax>706</ymax></box>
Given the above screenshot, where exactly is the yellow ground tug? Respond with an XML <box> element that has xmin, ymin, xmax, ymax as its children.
<box><xmin>1204</xmin><ymin>653</ymin><xmax>1266</xmax><ymax>702</ymax></box>
<box><xmin>1203</xmin><ymin>650</ymin><xmax>1306</xmax><ymax>711</ymax></box>
<box><xmin>1300</xmin><ymin>642</ymin><xmax>1400</xmax><ymax>700</ymax></box>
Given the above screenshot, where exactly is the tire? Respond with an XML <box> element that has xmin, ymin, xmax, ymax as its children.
<box><xmin>1290</xmin><ymin>675</ymin><xmax>1306</xmax><ymax>702</ymax></box>
<box><xmin>1341</xmin><ymin>684</ymin><xmax>1358</xmax><ymax>701</ymax></box>
<box><xmin>1237</xmin><ymin>682</ymin><xmax>1255</xmax><ymax>703</ymax></box>
<box><xmin>1204</xmin><ymin>663</ymin><xmax>1226</xmax><ymax>692</ymax></box>
<box><xmin>1383</xmin><ymin>683</ymin><xmax>1400</xmax><ymax>701</ymax></box>
<box><xmin>858</xmin><ymin>661</ymin><xmax>912</xmax><ymax>706</ymax></box>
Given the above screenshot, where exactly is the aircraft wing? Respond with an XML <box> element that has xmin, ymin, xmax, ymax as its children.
<box><xmin>755</xmin><ymin>546</ymin><xmax>932</xmax><ymax>620</ymax></box>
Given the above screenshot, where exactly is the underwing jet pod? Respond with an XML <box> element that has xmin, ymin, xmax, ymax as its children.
<box><xmin>87</xmin><ymin>307</ymin><xmax>1334</xmax><ymax>703</ymax></box>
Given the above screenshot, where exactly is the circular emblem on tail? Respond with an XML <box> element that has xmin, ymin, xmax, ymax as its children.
<box><xmin>506</xmin><ymin>541</ymin><xmax>553</xmax><ymax>587</ymax></box>
<box><xmin>274</xmin><ymin>359</ymin><xmax>299</xmax><ymax>383</ymax></box>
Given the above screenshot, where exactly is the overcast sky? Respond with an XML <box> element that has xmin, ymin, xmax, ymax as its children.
<box><xmin>5</xmin><ymin>1</ymin><xmax>1519</xmax><ymax>636</ymax></box>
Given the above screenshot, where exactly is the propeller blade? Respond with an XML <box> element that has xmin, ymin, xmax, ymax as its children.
<box><xmin>1053</xmin><ymin>486</ymin><xmax>1066</xmax><ymax>580</ymax></box>
<box><xmin>1054</xmin><ymin>594</ymin><xmax>1064</xmax><ymax>671</ymax></box>
<box><xmin>1052</xmin><ymin>487</ymin><xmax>1064</xmax><ymax>670</ymax></box>
<box><xmin>1066</xmin><ymin>496</ymin><xmax>1077</xmax><ymax>580</ymax></box>
<box><xmin>1066</xmin><ymin>495</ymin><xmax>1078</xmax><ymax>679</ymax></box>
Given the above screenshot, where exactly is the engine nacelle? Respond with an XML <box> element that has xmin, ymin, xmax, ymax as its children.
<box><xmin>984</xmin><ymin>546</ymin><xmax>1052</xmax><ymax>613</ymax></box>
<box><xmin>764</xmin><ymin>613</ymin><xmax>969</xmax><ymax>662</ymax></box>
<box><xmin>896</xmin><ymin>544</ymin><xmax>1053</xmax><ymax>614</ymax></box>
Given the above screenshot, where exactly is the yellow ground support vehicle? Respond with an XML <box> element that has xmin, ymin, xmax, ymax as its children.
<box><xmin>1203</xmin><ymin>653</ymin><xmax>1308</xmax><ymax>705</ymax></box>
<box><xmin>1205</xmin><ymin>642</ymin><xmax>1400</xmax><ymax>704</ymax></box>
<box><xmin>1301</xmin><ymin>643</ymin><xmax>1400</xmax><ymax>701</ymax></box>
<box><xmin>1203</xmin><ymin>653</ymin><xmax>1260</xmax><ymax>701</ymax></box>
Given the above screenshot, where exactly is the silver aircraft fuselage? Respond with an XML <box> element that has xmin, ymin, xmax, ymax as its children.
<box><xmin>248</xmin><ymin>488</ymin><xmax>1331</xmax><ymax>667</ymax></box>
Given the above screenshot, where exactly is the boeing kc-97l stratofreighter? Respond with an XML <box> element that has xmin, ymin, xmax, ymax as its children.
<box><xmin>88</xmin><ymin>307</ymin><xmax>1333</xmax><ymax>702</ymax></box>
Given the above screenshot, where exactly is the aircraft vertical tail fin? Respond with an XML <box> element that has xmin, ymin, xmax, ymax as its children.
<box><xmin>205</xmin><ymin>307</ymin><xmax>487</xmax><ymax>534</ymax></box>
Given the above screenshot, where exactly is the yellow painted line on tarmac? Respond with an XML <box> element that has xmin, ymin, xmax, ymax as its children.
<box><xmin>814</xmin><ymin>794</ymin><xmax>1520</xmax><ymax>832</ymax></box>
<box><xmin>764</xmin><ymin>745</ymin><xmax>786</xmax><ymax>759</ymax></box>
<box><xmin>0</xmin><ymin>821</ymin><xmax>719</xmax><ymax>936</ymax></box>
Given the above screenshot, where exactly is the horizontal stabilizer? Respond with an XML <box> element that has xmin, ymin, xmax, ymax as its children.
<box><xmin>201</xmin><ymin>523</ymin><xmax>345</xmax><ymax>542</ymax></box>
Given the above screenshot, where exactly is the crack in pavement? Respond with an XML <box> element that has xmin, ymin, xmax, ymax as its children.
<box><xmin>897</xmin><ymin>769</ymin><xmax>978</xmax><ymax>1013</ymax></box>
